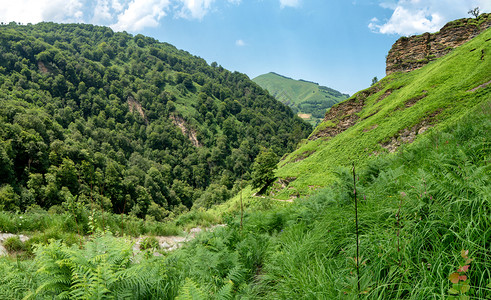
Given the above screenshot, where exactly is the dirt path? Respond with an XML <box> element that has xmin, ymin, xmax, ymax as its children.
<box><xmin>0</xmin><ymin>225</ymin><xmax>226</xmax><ymax>256</ymax></box>
<box><xmin>255</xmin><ymin>194</ymin><xmax>295</xmax><ymax>203</ymax></box>
<box><xmin>133</xmin><ymin>224</ymin><xmax>226</xmax><ymax>254</ymax></box>
<box><xmin>468</xmin><ymin>79</ymin><xmax>491</xmax><ymax>92</ymax></box>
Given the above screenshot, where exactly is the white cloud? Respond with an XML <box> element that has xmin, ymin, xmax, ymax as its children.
<box><xmin>0</xmin><ymin>0</ymin><xmax>246</xmax><ymax>30</ymax></box>
<box><xmin>177</xmin><ymin>0</ymin><xmax>215</xmax><ymax>20</ymax></box>
<box><xmin>0</xmin><ymin>0</ymin><xmax>84</xmax><ymax>24</ymax></box>
<box><xmin>370</xmin><ymin>6</ymin><xmax>442</xmax><ymax>35</ymax></box>
<box><xmin>235</xmin><ymin>39</ymin><xmax>245</xmax><ymax>46</ymax></box>
<box><xmin>92</xmin><ymin>0</ymin><xmax>114</xmax><ymax>23</ymax></box>
<box><xmin>369</xmin><ymin>0</ymin><xmax>491</xmax><ymax>36</ymax></box>
<box><xmin>379</xmin><ymin>1</ymin><xmax>397</xmax><ymax>10</ymax></box>
<box><xmin>111</xmin><ymin>0</ymin><xmax>125</xmax><ymax>12</ymax></box>
<box><xmin>280</xmin><ymin>0</ymin><xmax>300</xmax><ymax>9</ymax></box>
<box><xmin>112</xmin><ymin>0</ymin><xmax>170</xmax><ymax>31</ymax></box>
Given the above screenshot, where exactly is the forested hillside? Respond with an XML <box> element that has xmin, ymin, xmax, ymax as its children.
<box><xmin>0</xmin><ymin>22</ymin><xmax>311</xmax><ymax>218</ymax></box>
<box><xmin>253</xmin><ymin>72</ymin><xmax>348</xmax><ymax>125</ymax></box>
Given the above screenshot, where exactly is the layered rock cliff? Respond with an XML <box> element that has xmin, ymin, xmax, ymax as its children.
<box><xmin>386</xmin><ymin>13</ymin><xmax>491</xmax><ymax>75</ymax></box>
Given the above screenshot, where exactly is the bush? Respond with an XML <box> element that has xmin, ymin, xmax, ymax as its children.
<box><xmin>24</xmin><ymin>229</ymin><xmax>82</xmax><ymax>255</ymax></box>
<box><xmin>146</xmin><ymin>222</ymin><xmax>182</xmax><ymax>236</ymax></box>
<box><xmin>175</xmin><ymin>208</ymin><xmax>220</xmax><ymax>229</ymax></box>
<box><xmin>140</xmin><ymin>236</ymin><xmax>159</xmax><ymax>250</ymax></box>
<box><xmin>3</xmin><ymin>236</ymin><xmax>25</xmax><ymax>253</ymax></box>
<box><xmin>251</xmin><ymin>148</ymin><xmax>279</xmax><ymax>190</ymax></box>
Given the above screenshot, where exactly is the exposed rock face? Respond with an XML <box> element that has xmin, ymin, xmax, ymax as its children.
<box><xmin>309</xmin><ymin>84</ymin><xmax>382</xmax><ymax>141</ymax></box>
<box><xmin>380</xmin><ymin>109</ymin><xmax>441</xmax><ymax>153</ymax></box>
<box><xmin>127</xmin><ymin>95</ymin><xmax>148</xmax><ymax>124</ymax></box>
<box><xmin>170</xmin><ymin>114</ymin><xmax>202</xmax><ymax>147</ymax></box>
<box><xmin>386</xmin><ymin>13</ymin><xmax>491</xmax><ymax>75</ymax></box>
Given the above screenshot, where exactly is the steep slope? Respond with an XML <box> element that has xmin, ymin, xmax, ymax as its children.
<box><xmin>0</xmin><ymin>22</ymin><xmax>311</xmax><ymax>216</ymax></box>
<box><xmin>271</xmin><ymin>24</ymin><xmax>491</xmax><ymax>198</ymax></box>
<box><xmin>253</xmin><ymin>72</ymin><xmax>349</xmax><ymax>126</ymax></box>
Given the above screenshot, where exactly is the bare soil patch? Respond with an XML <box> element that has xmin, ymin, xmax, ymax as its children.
<box><xmin>127</xmin><ymin>96</ymin><xmax>148</xmax><ymax>124</ymax></box>
<box><xmin>297</xmin><ymin>113</ymin><xmax>312</xmax><ymax>119</ymax></box>
<box><xmin>468</xmin><ymin>79</ymin><xmax>491</xmax><ymax>92</ymax></box>
<box><xmin>37</xmin><ymin>61</ymin><xmax>50</xmax><ymax>74</ymax></box>
<box><xmin>170</xmin><ymin>115</ymin><xmax>202</xmax><ymax>147</ymax></box>
<box><xmin>404</xmin><ymin>94</ymin><xmax>428</xmax><ymax>108</ymax></box>
<box><xmin>381</xmin><ymin>109</ymin><xmax>441</xmax><ymax>152</ymax></box>
<box><xmin>293</xmin><ymin>150</ymin><xmax>315</xmax><ymax>163</ymax></box>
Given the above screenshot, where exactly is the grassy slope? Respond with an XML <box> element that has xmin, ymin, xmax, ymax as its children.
<box><xmin>274</xmin><ymin>27</ymin><xmax>491</xmax><ymax>199</ymax></box>
<box><xmin>251</xmin><ymin>100</ymin><xmax>490</xmax><ymax>299</ymax></box>
<box><xmin>253</xmin><ymin>72</ymin><xmax>348</xmax><ymax>125</ymax></box>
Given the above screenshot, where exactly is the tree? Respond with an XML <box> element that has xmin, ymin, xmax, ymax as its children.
<box><xmin>371</xmin><ymin>76</ymin><xmax>378</xmax><ymax>86</ymax></box>
<box><xmin>0</xmin><ymin>184</ymin><xmax>20</xmax><ymax>211</ymax></box>
<box><xmin>251</xmin><ymin>148</ymin><xmax>278</xmax><ymax>189</ymax></box>
<box><xmin>57</xmin><ymin>158</ymin><xmax>79</xmax><ymax>193</ymax></box>
<box><xmin>0</xmin><ymin>143</ymin><xmax>14</xmax><ymax>184</ymax></box>
<box><xmin>468</xmin><ymin>7</ymin><xmax>480</xmax><ymax>18</ymax></box>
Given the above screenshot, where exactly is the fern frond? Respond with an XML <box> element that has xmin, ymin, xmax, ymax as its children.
<box><xmin>215</xmin><ymin>282</ymin><xmax>233</xmax><ymax>300</ymax></box>
<box><xmin>176</xmin><ymin>278</ymin><xmax>208</xmax><ymax>300</ymax></box>
<box><xmin>225</xmin><ymin>264</ymin><xmax>245</xmax><ymax>286</ymax></box>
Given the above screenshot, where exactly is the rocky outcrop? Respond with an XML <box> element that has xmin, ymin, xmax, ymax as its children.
<box><xmin>380</xmin><ymin>109</ymin><xmax>441</xmax><ymax>153</ymax></box>
<box><xmin>127</xmin><ymin>95</ymin><xmax>148</xmax><ymax>124</ymax></box>
<box><xmin>386</xmin><ymin>13</ymin><xmax>491</xmax><ymax>75</ymax></box>
<box><xmin>309</xmin><ymin>84</ymin><xmax>382</xmax><ymax>141</ymax></box>
<box><xmin>0</xmin><ymin>233</ymin><xmax>29</xmax><ymax>256</ymax></box>
<box><xmin>170</xmin><ymin>114</ymin><xmax>202</xmax><ymax>147</ymax></box>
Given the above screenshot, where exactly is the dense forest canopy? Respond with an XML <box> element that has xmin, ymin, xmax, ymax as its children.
<box><xmin>0</xmin><ymin>22</ymin><xmax>311</xmax><ymax>218</ymax></box>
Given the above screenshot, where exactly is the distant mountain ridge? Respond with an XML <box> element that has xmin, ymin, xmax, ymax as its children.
<box><xmin>253</xmin><ymin>72</ymin><xmax>349</xmax><ymax>126</ymax></box>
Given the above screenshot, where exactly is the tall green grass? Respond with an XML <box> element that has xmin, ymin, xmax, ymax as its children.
<box><xmin>252</xmin><ymin>101</ymin><xmax>490</xmax><ymax>299</ymax></box>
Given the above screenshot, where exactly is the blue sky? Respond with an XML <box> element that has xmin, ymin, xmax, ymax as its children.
<box><xmin>1</xmin><ymin>0</ymin><xmax>489</xmax><ymax>95</ymax></box>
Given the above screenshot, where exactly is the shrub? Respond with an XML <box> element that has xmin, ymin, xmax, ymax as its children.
<box><xmin>251</xmin><ymin>148</ymin><xmax>278</xmax><ymax>190</ymax></box>
<box><xmin>3</xmin><ymin>236</ymin><xmax>25</xmax><ymax>253</ymax></box>
<box><xmin>140</xmin><ymin>236</ymin><xmax>159</xmax><ymax>250</ymax></box>
<box><xmin>24</xmin><ymin>229</ymin><xmax>82</xmax><ymax>255</ymax></box>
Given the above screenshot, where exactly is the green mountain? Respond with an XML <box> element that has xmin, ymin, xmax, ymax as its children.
<box><xmin>253</xmin><ymin>72</ymin><xmax>349</xmax><ymax>125</ymax></box>
<box><xmin>0</xmin><ymin>17</ymin><xmax>490</xmax><ymax>300</ymax></box>
<box><xmin>0</xmin><ymin>22</ymin><xmax>311</xmax><ymax>217</ymax></box>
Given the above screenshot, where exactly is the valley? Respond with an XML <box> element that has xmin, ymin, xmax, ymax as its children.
<box><xmin>0</xmin><ymin>13</ymin><xmax>490</xmax><ymax>300</ymax></box>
